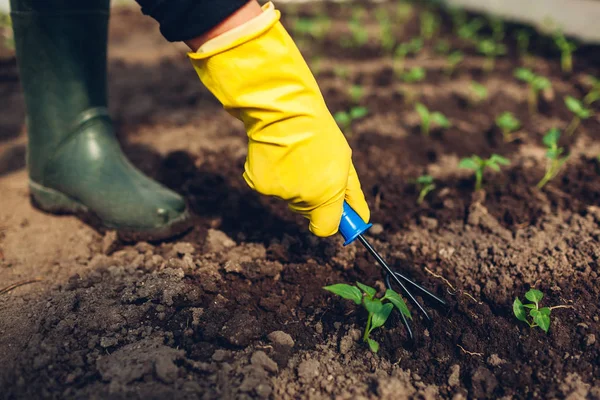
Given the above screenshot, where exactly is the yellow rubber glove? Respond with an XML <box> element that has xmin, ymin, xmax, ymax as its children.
<box><xmin>188</xmin><ymin>2</ymin><xmax>369</xmax><ymax>237</ymax></box>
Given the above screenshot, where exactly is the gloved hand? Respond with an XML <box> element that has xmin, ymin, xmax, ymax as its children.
<box><xmin>188</xmin><ymin>2</ymin><xmax>369</xmax><ymax>236</ymax></box>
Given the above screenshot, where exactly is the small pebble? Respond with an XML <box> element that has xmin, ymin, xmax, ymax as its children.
<box><xmin>267</xmin><ymin>331</ymin><xmax>294</xmax><ymax>347</ymax></box>
<box><xmin>585</xmin><ymin>334</ymin><xmax>596</xmax><ymax>346</ymax></box>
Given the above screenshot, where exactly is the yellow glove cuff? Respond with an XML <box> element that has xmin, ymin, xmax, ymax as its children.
<box><xmin>189</xmin><ymin>2</ymin><xmax>279</xmax><ymax>59</ymax></box>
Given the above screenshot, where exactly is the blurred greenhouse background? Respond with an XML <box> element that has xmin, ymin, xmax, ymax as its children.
<box><xmin>1</xmin><ymin>0</ymin><xmax>600</xmax><ymax>43</ymax></box>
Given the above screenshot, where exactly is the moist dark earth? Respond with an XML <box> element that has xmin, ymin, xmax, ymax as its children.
<box><xmin>1</xmin><ymin>2</ymin><xmax>600</xmax><ymax>399</ymax></box>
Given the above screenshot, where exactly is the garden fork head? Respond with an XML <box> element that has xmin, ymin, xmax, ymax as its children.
<box><xmin>339</xmin><ymin>202</ymin><xmax>446</xmax><ymax>339</ymax></box>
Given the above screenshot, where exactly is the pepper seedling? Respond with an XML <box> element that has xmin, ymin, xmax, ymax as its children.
<box><xmin>564</xmin><ymin>95</ymin><xmax>592</xmax><ymax>136</ymax></box>
<box><xmin>537</xmin><ymin>128</ymin><xmax>569</xmax><ymax>189</ymax></box>
<box><xmin>582</xmin><ymin>75</ymin><xmax>600</xmax><ymax>106</ymax></box>
<box><xmin>459</xmin><ymin>154</ymin><xmax>510</xmax><ymax>191</ymax></box>
<box><xmin>457</xmin><ymin>17</ymin><xmax>485</xmax><ymax>43</ymax></box>
<box><xmin>349</xmin><ymin>84</ymin><xmax>364</xmax><ymax>104</ymax></box>
<box><xmin>553</xmin><ymin>30</ymin><xmax>577</xmax><ymax>74</ymax></box>
<box><xmin>514</xmin><ymin>29</ymin><xmax>531</xmax><ymax>58</ymax></box>
<box><xmin>420</xmin><ymin>10</ymin><xmax>439</xmax><ymax>40</ymax></box>
<box><xmin>416</xmin><ymin>175</ymin><xmax>436</xmax><ymax>204</ymax></box>
<box><xmin>495</xmin><ymin>112</ymin><xmax>521</xmax><ymax>142</ymax></box>
<box><xmin>342</xmin><ymin>9</ymin><xmax>368</xmax><ymax>48</ymax></box>
<box><xmin>333</xmin><ymin>65</ymin><xmax>349</xmax><ymax>80</ymax></box>
<box><xmin>513</xmin><ymin>289</ymin><xmax>553</xmax><ymax>332</ymax></box>
<box><xmin>323</xmin><ymin>282</ymin><xmax>411</xmax><ymax>352</ymax></box>
<box><xmin>489</xmin><ymin>16</ymin><xmax>505</xmax><ymax>42</ymax></box>
<box><xmin>393</xmin><ymin>38</ymin><xmax>423</xmax><ymax>74</ymax></box>
<box><xmin>477</xmin><ymin>38</ymin><xmax>506</xmax><ymax>72</ymax></box>
<box><xmin>400</xmin><ymin>67</ymin><xmax>426</xmax><ymax>83</ymax></box>
<box><xmin>469</xmin><ymin>81</ymin><xmax>488</xmax><ymax>105</ymax></box>
<box><xmin>415</xmin><ymin>103</ymin><xmax>451</xmax><ymax>136</ymax></box>
<box><xmin>375</xmin><ymin>8</ymin><xmax>395</xmax><ymax>53</ymax></box>
<box><xmin>434</xmin><ymin>39</ymin><xmax>451</xmax><ymax>55</ymax></box>
<box><xmin>446</xmin><ymin>51</ymin><xmax>464</xmax><ymax>76</ymax></box>
<box><xmin>396</xmin><ymin>2</ymin><xmax>413</xmax><ymax>23</ymax></box>
<box><xmin>514</xmin><ymin>68</ymin><xmax>551</xmax><ymax>113</ymax></box>
<box><xmin>334</xmin><ymin>106</ymin><xmax>369</xmax><ymax>132</ymax></box>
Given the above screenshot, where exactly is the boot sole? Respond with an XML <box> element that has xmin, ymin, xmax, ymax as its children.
<box><xmin>29</xmin><ymin>180</ymin><xmax>194</xmax><ymax>242</ymax></box>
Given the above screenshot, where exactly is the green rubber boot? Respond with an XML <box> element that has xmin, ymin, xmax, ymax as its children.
<box><xmin>10</xmin><ymin>0</ymin><xmax>192</xmax><ymax>241</ymax></box>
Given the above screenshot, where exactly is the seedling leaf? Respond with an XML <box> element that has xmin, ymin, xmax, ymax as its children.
<box><xmin>323</xmin><ymin>284</ymin><xmax>362</xmax><ymax>305</ymax></box>
<box><xmin>543</xmin><ymin>128</ymin><xmax>561</xmax><ymax>147</ymax></box>
<box><xmin>432</xmin><ymin>112</ymin><xmax>451</xmax><ymax>128</ymax></box>
<box><xmin>383</xmin><ymin>289</ymin><xmax>412</xmax><ymax>319</ymax></box>
<box><xmin>367</xmin><ymin>338</ymin><xmax>380</xmax><ymax>352</ymax></box>
<box><xmin>356</xmin><ymin>282</ymin><xmax>376</xmax><ymax>299</ymax></box>
<box><xmin>458</xmin><ymin>158</ymin><xmax>479</xmax><ymax>170</ymax></box>
<box><xmin>539</xmin><ymin>307</ymin><xmax>551</xmax><ymax>316</ymax></box>
<box><xmin>533</xmin><ymin>313</ymin><xmax>550</xmax><ymax>332</ymax></box>
<box><xmin>490</xmin><ymin>154</ymin><xmax>510</xmax><ymax>165</ymax></box>
<box><xmin>364</xmin><ymin>297</ymin><xmax>382</xmax><ymax>315</ymax></box>
<box><xmin>371</xmin><ymin>303</ymin><xmax>394</xmax><ymax>330</ymax></box>
<box><xmin>350</xmin><ymin>106</ymin><xmax>369</xmax><ymax>120</ymax></box>
<box><xmin>525</xmin><ymin>289</ymin><xmax>543</xmax><ymax>304</ymax></box>
<box><xmin>416</xmin><ymin>175</ymin><xmax>434</xmax><ymax>185</ymax></box>
<box><xmin>513</xmin><ymin>298</ymin><xmax>527</xmax><ymax>322</ymax></box>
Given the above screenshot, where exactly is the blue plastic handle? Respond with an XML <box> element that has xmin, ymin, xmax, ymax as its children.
<box><xmin>339</xmin><ymin>201</ymin><xmax>372</xmax><ymax>246</ymax></box>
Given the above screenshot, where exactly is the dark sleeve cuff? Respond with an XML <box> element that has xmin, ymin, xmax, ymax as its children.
<box><xmin>135</xmin><ymin>0</ymin><xmax>250</xmax><ymax>42</ymax></box>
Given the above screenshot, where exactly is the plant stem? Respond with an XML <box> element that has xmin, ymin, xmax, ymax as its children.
<box><xmin>565</xmin><ymin>116</ymin><xmax>580</xmax><ymax>136</ymax></box>
<box><xmin>422</xmin><ymin>120</ymin><xmax>430</xmax><ymax>136</ymax></box>
<box><xmin>363</xmin><ymin>313</ymin><xmax>373</xmax><ymax>342</ymax></box>
<box><xmin>528</xmin><ymin>88</ymin><xmax>538</xmax><ymax>114</ymax></box>
<box><xmin>561</xmin><ymin>53</ymin><xmax>572</xmax><ymax>74</ymax></box>
<box><xmin>475</xmin><ymin>170</ymin><xmax>483</xmax><ymax>191</ymax></box>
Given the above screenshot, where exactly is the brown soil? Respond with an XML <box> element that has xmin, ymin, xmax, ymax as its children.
<box><xmin>1</xmin><ymin>3</ymin><xmax>600</xmax><ymax>400</ymax></box>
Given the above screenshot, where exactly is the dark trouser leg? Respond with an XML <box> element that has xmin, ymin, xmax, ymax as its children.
<box><xmin>10</xmin><ymin>0</ymin><xmax>192</xmax><ymax>240</ymax></box>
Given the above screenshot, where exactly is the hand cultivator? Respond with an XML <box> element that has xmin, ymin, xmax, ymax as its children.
<box><xmin>339</xmin><ymin>202</ymin><xmax>447</xmax><ymax>339</ymax></box>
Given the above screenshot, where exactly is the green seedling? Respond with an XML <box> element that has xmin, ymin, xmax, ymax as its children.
<box><xmin>449</xmin><ymin>7</ymin><xmax>467</xmax><ymax>34</ymax></box>
<box><xmin>582</xmin><ymin>75</ymin><xmax>600</xmax><ymax>106</ymax></box>
<box><xmin>400</xmin><ymin>67</ymin><xmax>426</xmax><ymax>83</ymax></box>
<box><xmin>477</xmin><ymin>38</ymin><xmax>506</xmax><ymax>72</ymax></box>
<box><xmin>349</xmin><ymin>84</ymin><xmax>364</xmax><ymax>104</ymax></box>
<box><xmin>434</xmin><ymin>39</ymin><xmax>451</xmax><ymax>55</ymax></box>
<box><xmin>323</xmin><ymin>282</ymin><xmax>411</xmax><ymax>352</ymax></box>
<box><xmin>469</xmin><ymin>81</ymin><xmax>488</xmax><ymax>105</ymax></box>
<box><xmin>513</xmin><ymin>289</ymin><xmax>553</xmax><ymax>332</ymax></box>
<box><xmin>343</xmin><ymin>9</ymin><xmax>368</xmax><ymax>48</ymax></box>
<box><xmin>396</xmin><ymin>3</ymin><xmax>414</xmax><ymax>23</ymax></box>
<box><xmin>420</xmin><ymin>10</ymin><xmax>439</xmax><ymax>40</ymax></box>
<box><xmin>458</xmin><ymin>17</ymin><xmax>485</xmax><ymax>43</ymax></box>
<box><xmin>334</xmin><ymin>106</ymin><xmax>368</xmax><ymax>132</ymax></box>
<box><xmin>293</xmin><ymin>17</ymin><xmax>315</xmax><ymax>37</ymax></box>
<box><xmin>375</xmin><ymin>8</ymin><xmax>395</xmax><ymax>53</ymax></box>
<box><xmin>459</xmin><ymin>154</ymin><xmax>510</xmax><ymax>191</ymax></box>
<box><xmin>564</xmin><ymin>95</ymin><xmax>592</xmax><ymax>136</ymax></box>
<box><xmin>489</xmin><ymin>16</ymin><xmax>505</xmax><ymax>42</ymax></box>
<box><xmin>553</xmin><ymin>30</ymin><xmax>576</xmax><ymax>73</ymax></box>
<box><xmin>393</xmin><ymin>38</ymin><xmax>423</xmax><ymax>73</ymax></box>
<box><xmin>333</xmin><ymin>65</ymin><xmax>349</xmax><ymax>80</ymax></box>
<box><xmin>514</xmin><ymin>29</ymin><xmax>531</xmax><ymax>57</ymax></box>
<box><xmin>416</xmin><ymin>175</ymin><xmax>436</xmax><ymax>204</ymax></box>
<box><xmin>415</xmin><ymin>103</ymin><xmax>451</xmax><ymax>136</ymax></box>
<box><xmin>495</xmin><ymin>112</ymin><xmax>521</xmax><ymax>142</ymax></box>
<box><xmin>514</xmin><ymin>68</ymin><xmax>551</xmax><ymax>113</ymax></box>
<box><xmin>537</xmin><ymin>128</ymin><xmax>569</xmax><ymax>189</ymax></box>
<box><xmin>446</xmin><ymin>51</ymin><xmax>464</xmax><ymax>76</ymax></box>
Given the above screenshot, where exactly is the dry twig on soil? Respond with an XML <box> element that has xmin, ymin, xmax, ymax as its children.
<box><xmin>0</xmin><ymin>278</ymin><xmax>42</xmax><ymax>295</ymax></box>
<box><xmin>457</xmin><ymin>344</ymin><xmax>483</xmax><ymax>357</ymax></box>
